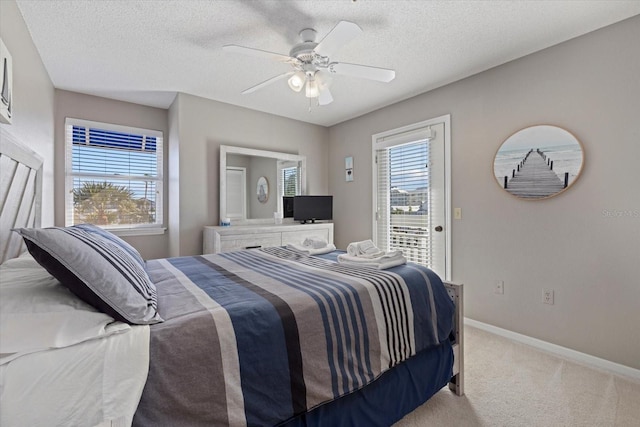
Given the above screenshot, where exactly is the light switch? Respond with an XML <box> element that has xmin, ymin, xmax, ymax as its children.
<box><xmin>454</xmin><ymin>208</ymin><xmax>462</xmax><ymax>219</ymax></box>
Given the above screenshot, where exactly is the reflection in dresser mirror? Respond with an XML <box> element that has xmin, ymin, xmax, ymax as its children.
<box><xmin>220</xmin><ymin>145</ymin><xmax>306</xmax><ymax>225</ymax></box>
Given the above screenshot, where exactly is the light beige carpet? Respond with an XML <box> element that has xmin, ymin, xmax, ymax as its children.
<box><xmin>395</xmin><ymin>325</ymin><xmax>640</xmax><ymax>427</ymax></box>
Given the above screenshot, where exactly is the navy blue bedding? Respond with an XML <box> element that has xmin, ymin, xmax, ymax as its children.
<box><xmin>281</xmin><ymin>341</ymin><xmax>453</xmax><ymax>427</ymax></box>
<box><xmin>134</xmin><ymin>248</ymin><xmax>455</xmax><ymax>426</ymax></box>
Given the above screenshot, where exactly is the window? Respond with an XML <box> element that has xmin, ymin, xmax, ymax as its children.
<box><xmin>277</xmin><ymin>160</ymin><xmax>300</xmax><ymax>214</ymax></box>
<box><xmin>280</xmin><ymin>163</ymin><xmax>299</xmax><ymax>197</ymax></box>
<box><xmin>375</xmin><ymin>139</ymin><xmax>432</xmax><ymax>266</ymax></box>
<box><xmin>65</xmin><ymin>118</ymin><xmax>163</xmax><ymax>233</ymax></box>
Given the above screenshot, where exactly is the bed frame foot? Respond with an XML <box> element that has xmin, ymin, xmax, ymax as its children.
<box><xmin>448</xmin><ymin>373</ymin><xmax>464</xmax><ymax>396</ymax></box>
<box><xmin>443</xmin><ymin>281</ymin><xmax>464</xmax><ymax>397</ymax></box>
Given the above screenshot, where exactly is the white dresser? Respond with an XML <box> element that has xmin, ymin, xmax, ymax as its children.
<box><xmin>203</xmin><ymin>222</ymin><xmax>334</xmax><ymax>254</ymax></box>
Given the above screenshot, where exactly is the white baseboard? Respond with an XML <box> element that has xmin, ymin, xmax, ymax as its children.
<box><xmin>464</xmin><ymin>318</ymin><xmax>640</xmax><ymax>382</ymax></box>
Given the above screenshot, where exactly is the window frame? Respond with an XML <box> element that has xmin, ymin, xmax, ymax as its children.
<box><xmin>64</xmin><ymin>117</ymin><xmax>165</xmax><ymax>236</ymax></box>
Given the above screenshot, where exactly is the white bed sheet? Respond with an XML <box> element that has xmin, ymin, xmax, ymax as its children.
<box><xmin>0</xmin><ymin>254</ymin><xmax>150</xmax><ymax>426</ymax></box>
<box><xmin>0</xmin><ymin>323</ymin><xmax>149</xmax><ymax>427</ymax></box>
<box><xmin>0</xmin><ymin>255</ymin><xmax>131</xmax><ymax>363</ymax></box>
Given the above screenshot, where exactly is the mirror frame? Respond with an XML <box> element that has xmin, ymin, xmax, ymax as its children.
<box><xmin>220</xmin><ymin>145</ymin><xmax>307</xmax><ymax>225</ymax></box>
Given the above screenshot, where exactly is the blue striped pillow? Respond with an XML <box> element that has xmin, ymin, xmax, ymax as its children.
<box><xmin>14</xmin><ymin>227</ymin><xmax>162</xmax><ymax>325</ymax></box>
<box><xmin>73</xmin><ymin>223</ymin><xmax>145</xmax><ymax>267</ymax></box>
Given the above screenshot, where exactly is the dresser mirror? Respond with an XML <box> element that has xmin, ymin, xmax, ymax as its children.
<box><xmin>220</xmin><ymin>145</ymin><xmax>306</xmax><ymax>224</ymax></box>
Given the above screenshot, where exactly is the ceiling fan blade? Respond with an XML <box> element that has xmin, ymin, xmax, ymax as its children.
<box><xmin>315</xmin><ymin>69</ymin><xmax>333</xmax><ymax>88</ymax></box>
<box><xmin>313</xmin><ymin>21</ymin><xmax>362</xmax><ymax>58</ymax></box>
<box><xmin>328</xmin><ymin>62</ymin><xmax>396</xmax><ymax>82</ymax></box>
<box><xmin>223</xmin><ymin>44</ymin><xmax>300</xmax><ymax>65</ymax></box>
<box><xmin>318</xmin><ymin>86</ymin><xmax>333</xmax><ymax>106</ymax></box>
<box><xmin>241</xmin><ymin>72</ymin><xmax>294</xmax><ymax>94</ymax></box>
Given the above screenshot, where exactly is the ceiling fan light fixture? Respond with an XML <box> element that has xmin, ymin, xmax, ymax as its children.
<box><xmin>305</xmin><ymin>78</ymin><xmax>319</xmax><ymax>98</ymax></box>
<box><xmin>287</xmin><ymin>71</ymin><xmax>305</xmax><ymax>92</ymax></box>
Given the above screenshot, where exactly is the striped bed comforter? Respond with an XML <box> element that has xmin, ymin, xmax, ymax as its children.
<box><xmin>133</xmin><ymin>248</ymin><xmax>455</xmax><ymax>427</ymax></box>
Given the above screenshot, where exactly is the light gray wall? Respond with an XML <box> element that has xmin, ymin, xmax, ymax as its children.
<box><xmin>170</xmin><ymin>93</ymin><xmax>328</xmax><ymax>256</ymax></box>
<box><xmin>0</xmin><ymin>0</ymin><xmax>55</xmax><ymax>227</ymax></box>
<box><xmin>328</xmin><ymin>16</ymin><xmax>640</xmax><ymax>369</ymax></box>
<box><xmin>53</xmin><ymin>90</ymin><xmax>169</xmax><ymax>260</ymax></box>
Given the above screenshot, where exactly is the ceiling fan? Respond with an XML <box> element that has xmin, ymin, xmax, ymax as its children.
<box><xmin>223</xmin><ymin>21</ymin><xmax>396</xmax><ymax>106</ymax></box>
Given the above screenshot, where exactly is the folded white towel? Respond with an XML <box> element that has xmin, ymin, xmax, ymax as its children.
<box><xmin>358</xmin><ymin>250</ymin><xmax>403</xmax><ymax>260</ymax></box>
<box><xmin>337</xmin><ymin>252</ymin><xmax>407</xmax><ymax>270</ymax></box>
<box><xmin>338</xmin><ymin>251</ymin><xmax>404</xmax><ymax>263</ymax></box>
<box><xmin>287</xmin><ymin>243</ymin><xmax>337</xmax><ymax>256</ymax></box>
<box><xmin>303</xmin><ymin>238</ymin><xmax>329</xmax><ymax>249</ymax></box>
<box><xmin>346</xmin><ymin>240</ymin><xmax>384</xmax><ymax>258</ymax></box>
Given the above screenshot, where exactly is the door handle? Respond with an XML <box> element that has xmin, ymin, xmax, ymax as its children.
<box><xmin>434</xmin><ymin>226</ymin><xmax>443</xmax><ymax>232</ymax></box>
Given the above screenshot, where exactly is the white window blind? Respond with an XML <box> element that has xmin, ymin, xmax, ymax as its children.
<box><xmin>277</xmin><ymin>160</ymin><xmax>300</xmax><ymax>214</ymax></box>
<box><xmin>281</xmin><ymin>166</ymin><xmax>299</xmax><ymax>197</ymax></box>
<box><xmin>276</xmin><ymin>161</ymin><xmax>299</xmax><ymax>214</ymax></box>
<box><xmin>65</xmin><ymin>118</ymin><xmax>163</xmax><ymax>230</ymax></box>
<box><xmin>375</xmin><ymin>139</ymin><xmax>432</xmax><ymax>267</ymax></box>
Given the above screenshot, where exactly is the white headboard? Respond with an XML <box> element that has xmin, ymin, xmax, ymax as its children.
<box><xmin>0</xmin><ymin>127</ymin><xmax>43</xmax><ymax>264</ymax></box>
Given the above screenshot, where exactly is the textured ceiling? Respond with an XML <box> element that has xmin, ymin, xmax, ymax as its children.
<box><xmin>16</xmin><ymin>0</ymin><xmax>640</xmax><ymax>127</ymax></box>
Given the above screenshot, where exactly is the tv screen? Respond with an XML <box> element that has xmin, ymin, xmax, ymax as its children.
<box><xmin>293</xmin><ymin>195</ymin><xmax>333</xmax><ymax>223</ymax></box>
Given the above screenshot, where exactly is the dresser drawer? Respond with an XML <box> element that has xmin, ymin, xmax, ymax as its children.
<box><xmin>282</xmin><ymin>228</ymin><xmax>330</xmax><ymax>246</ymax></box>
<box><xmin>219</xmin><ymin>233</ymin><xmax>282</xmax><ymax>252</ymax></box>
<box><xmin>203</xmin><ymin>223</ymin><xmax>333</xmax><ymax>254</ymax></box>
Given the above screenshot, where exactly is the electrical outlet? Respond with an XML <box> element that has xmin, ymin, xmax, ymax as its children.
<box><xmin>454</xmin><ymin>208</ymin><xmax>462</xmax><ymax>220</ymax></box>
<box><xmin>543</xmin><ymin>289</ymin><xmax>554</xmax><ymax>305</ymax></box>
<box><xmin>495</xmin><ymin>280</ymin><xmax>504</xmax><ymax>294</ymax></box>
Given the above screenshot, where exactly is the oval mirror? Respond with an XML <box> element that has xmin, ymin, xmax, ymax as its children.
<box><xmin>256</xmin><ymin>176</ymin><xmax>269</xmax><ymax>204</ymax></box>
<box><xmin>494</xmin><ymin>125</ymin><xmax>584</xmax><ymax>199</ymax></box>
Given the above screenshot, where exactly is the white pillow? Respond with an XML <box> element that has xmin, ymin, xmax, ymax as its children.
<box><xmin>0</xmin><ymin>259</ymin><xmax>130</xmax><ymax>364</ymax></box>
<box><xmin>0</xmin><ymin>251</ymin><xmax>38</xmax><ymax>269</ymax></box>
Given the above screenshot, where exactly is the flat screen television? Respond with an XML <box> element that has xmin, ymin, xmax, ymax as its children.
<box><xmin>293</xmin><ymin>195</ymin><xmax>333</xmax><ymax>224</ymax></box>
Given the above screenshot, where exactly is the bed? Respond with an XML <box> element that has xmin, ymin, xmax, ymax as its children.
<box><xmin>0</xmin><ymin>128</ymin><xmax>463</xmax><ymax>426</ymax></box>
